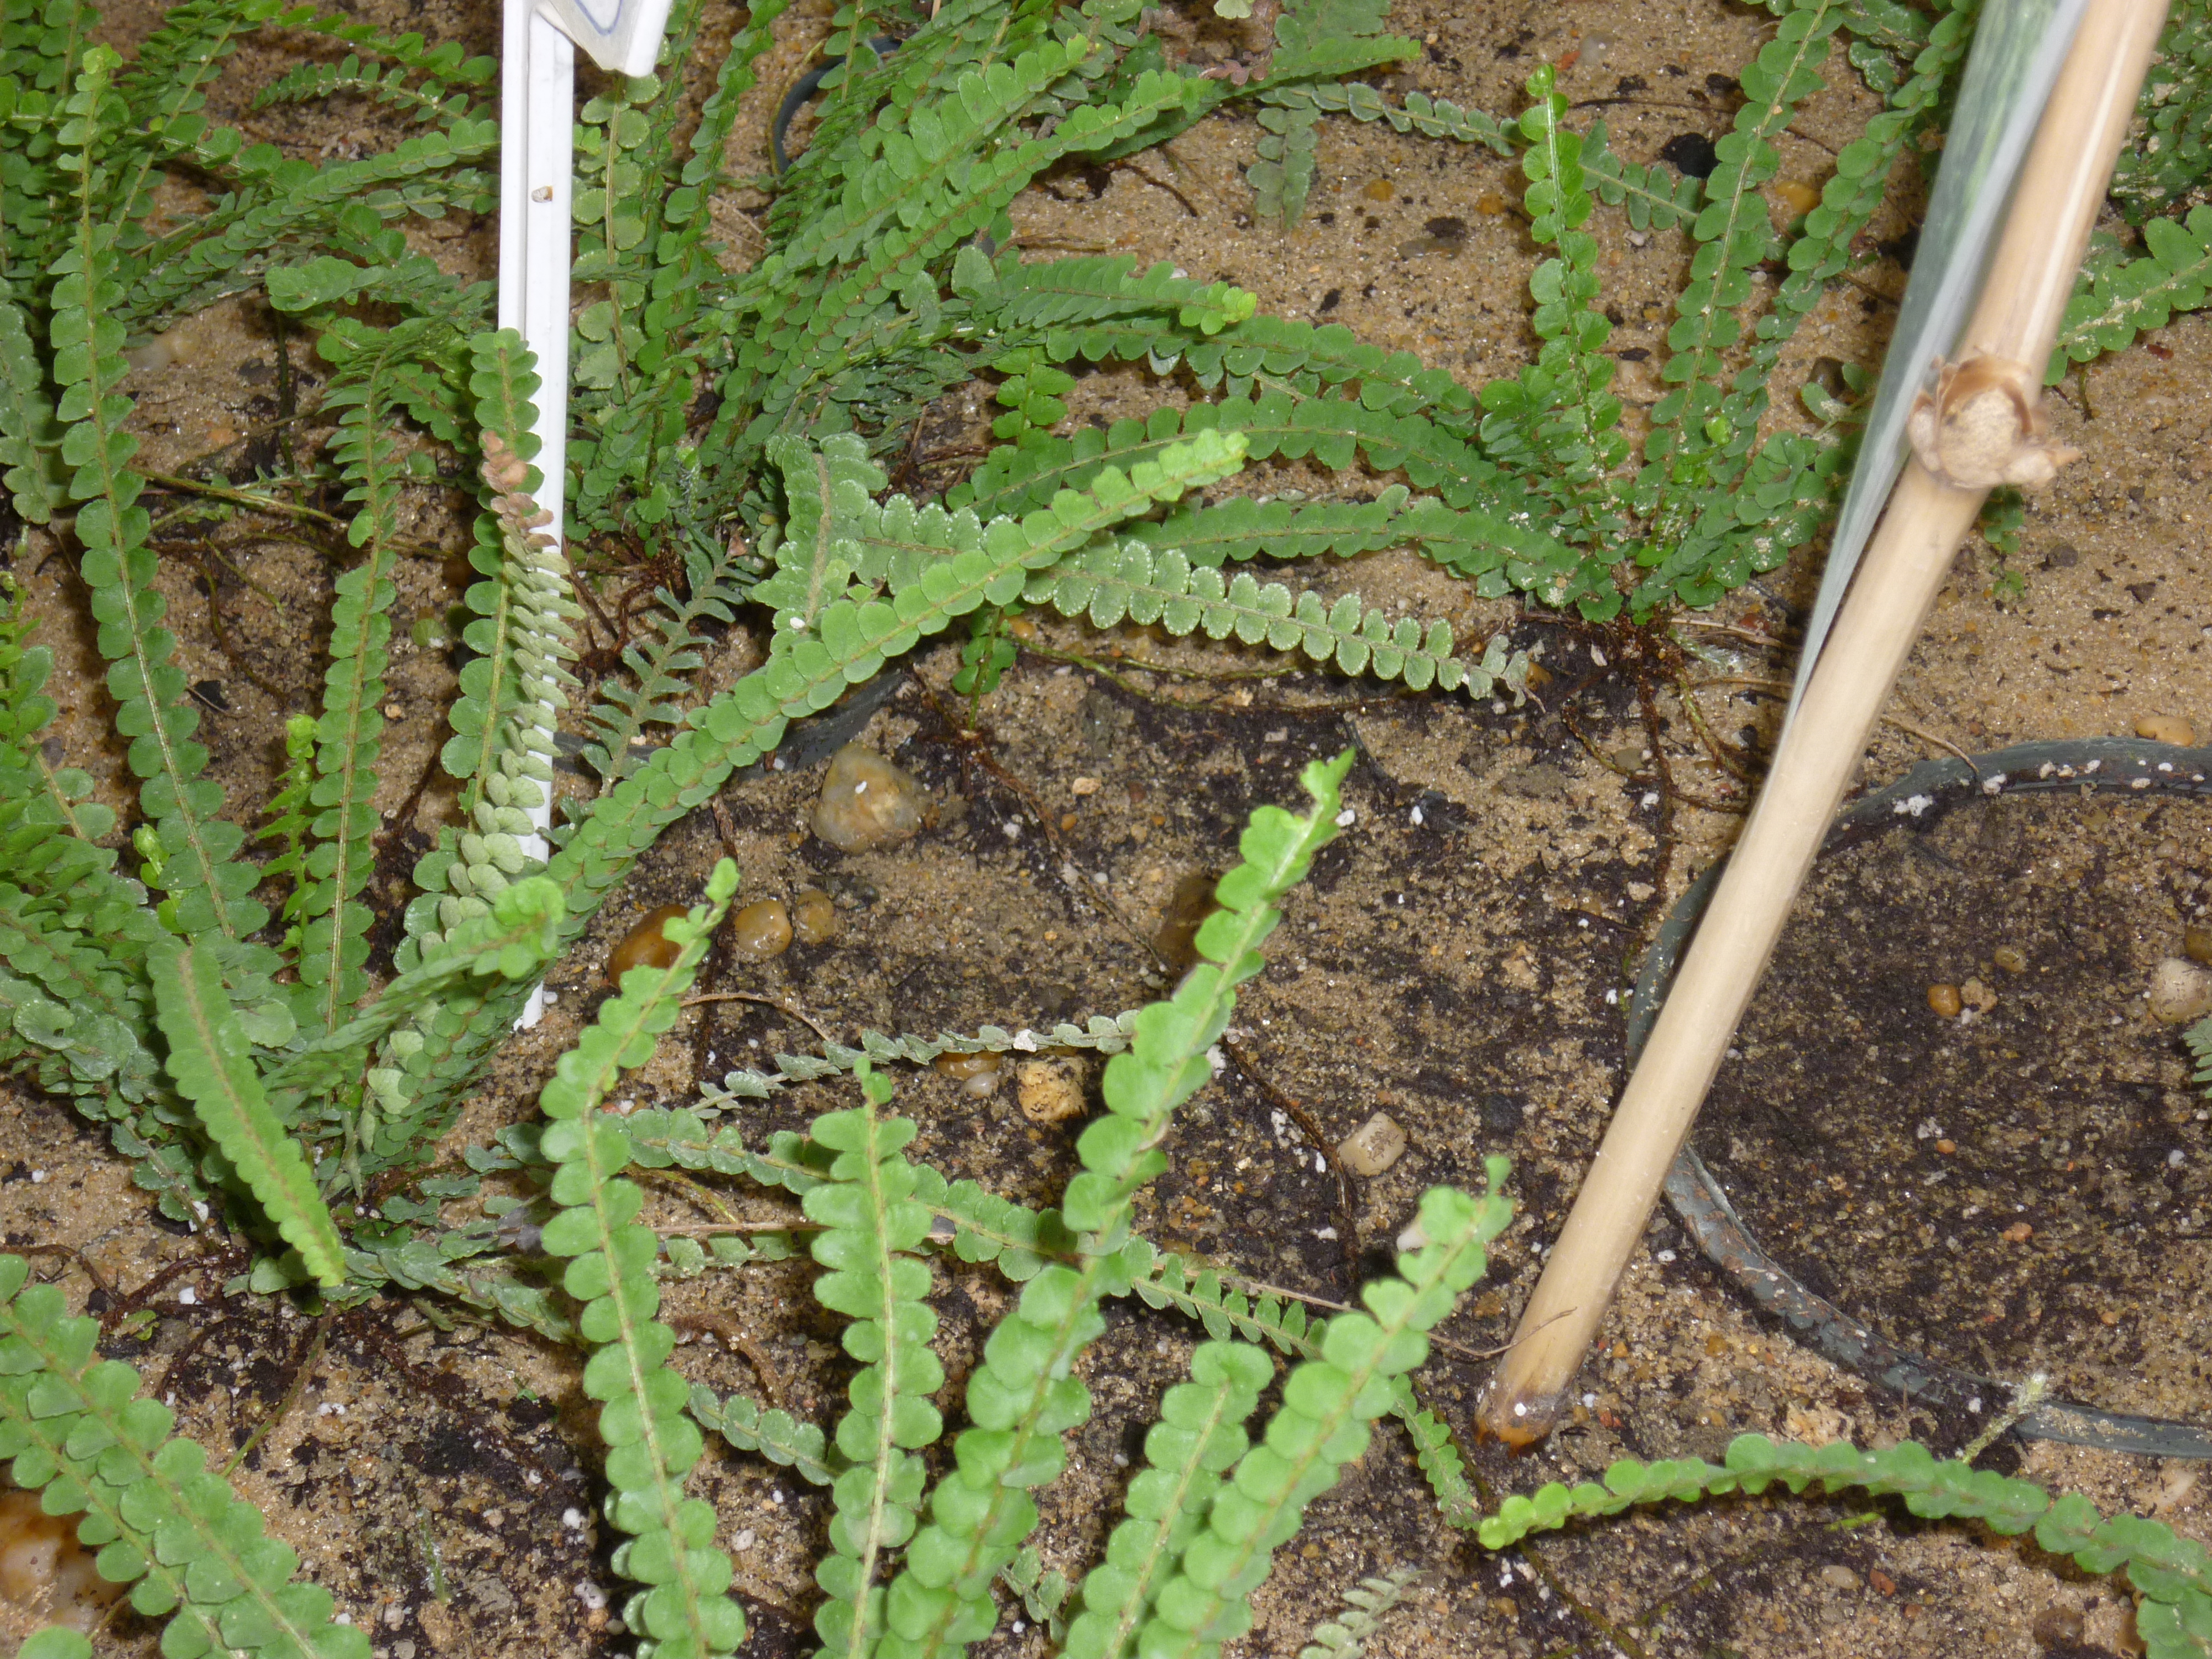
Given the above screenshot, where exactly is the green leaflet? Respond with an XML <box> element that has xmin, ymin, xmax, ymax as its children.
<box><xmin>149</xmin><ymin>938</ymin><xmax>348</xmax><ymax>1288</ymax></box>
<box><xmin>1292</xmin><ymin>1566</ymin><xmax>1426</xmax><ymax>1659</ymax></box>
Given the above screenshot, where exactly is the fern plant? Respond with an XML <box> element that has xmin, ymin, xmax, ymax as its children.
<box><xmin>0</xmin><ymin>0</ymin><xmax>2209</xmax><ymax>1652</ymax></box>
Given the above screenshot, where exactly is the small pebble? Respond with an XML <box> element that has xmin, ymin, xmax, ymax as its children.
<box><xmin>2148</xmin><ymin>957</ymin><xmax>2212</xmax><ymax>1024</ymax></box>
<box><xmin>935</xmin><ymin>1051</ymin><xmax>1004</xmax><ymax>1098</ymax></box>
<box><xmin>730</xmin><ymin>898</ymin><xmax>792</xmax><ymax>959</ymax></box>
<box><xmin>791</xmin><ymin>888</ymin><xmax>839</xmax><ymax>946</ymax></box>
<box><xmin>1335</xmin><ymin>1112</ymin><xmax>1407</xmax><ymax>1177</ymax></box>
<box><xmin>1774</xmin><ymin>179</ymin><xmax>1820</xmax><ymax>215</ymax></box>
<box><xmin>1959</xmin><ymin>977</ymin><xmax>1996</xmax><ymax>1013</ymax></box>
<box><xmin>607</xmin><ymin>904</ymin><xmax>687</xmax><ymax>984</ymax></box>
<box><xmin>1926</xmin><ymin>983</ymin><xmax>1963</xmax><ymax>1019</ymax></box>
<box><xmin>0</xmin><ymin>1488</ymin><xmax>126</xmax><ymax>1629</ymax></box>
<box><xmin>1817</xmin><ymin>1564</ymin><xmax>1859</xmax><ymax>1592</ymax></box>
<box><xmin>1154</xmin><ymin>870</ymin><xmax>1222</xmax><ymax>972</ymax></box>
<box><xmin>1992</xmin><ymin>945</ymin><xmax>2028</xmax><ymax>974</ymax></box>
<box><xmin>812</xmin><ymin>744</ymin><xmax>935</xmax><ymax>852</ymax></box>
<box><xmin>2133</xmin><ymin>713</ymin><xmax>2196</xmax><ymax>747</ymax></box>
<box><xmin>1935</xmin><ymin>1139</ymin><xmax>1957</xmax><ymax>1155</ymax></box>
<box><xmin>1015</xmin><ymin>1058</ymin><xmax>1086</xmax><ymax>1124</ymax></box>
<box><xmin>2185</xmin><ymin>925</ymin><xmax>2212</xmax><ymax>966</ymax></box>
<box><xmin>1070</xmin><ymin>776</ymin><xmax>1101</xmax><ymax>796</ymax></box>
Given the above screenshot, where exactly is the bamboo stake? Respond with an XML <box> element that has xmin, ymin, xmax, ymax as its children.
<box><xmin>1477</xmin><ymin>0</ymin><xmax>2170</xmax><ymax>1446</ymax></box>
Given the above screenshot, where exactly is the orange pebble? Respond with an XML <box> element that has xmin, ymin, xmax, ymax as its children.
<box><xmin>607</xmin><ymin>904</ymin><xmax>687</xmax><ymax>984</ymax></box>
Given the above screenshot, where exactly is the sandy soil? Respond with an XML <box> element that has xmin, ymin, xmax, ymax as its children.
<box><xmin>2</xmin><ymin>1</ymin><xmax>2209</xmax><ymax>1656</ymax></box>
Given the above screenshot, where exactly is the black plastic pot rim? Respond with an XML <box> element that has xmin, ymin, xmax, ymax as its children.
<box><xmin>1631</xmin><ymin>737</ymin><xmax>2212</xmax><ymax>1463</ymax></box>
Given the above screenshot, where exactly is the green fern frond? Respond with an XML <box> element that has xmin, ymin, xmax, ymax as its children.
<box><xmin>0</xmin><ymin>1257</ymin><xmax>372</xmax><ymax>1659</ymax></box>
<box><xmin>572</xmin><ymin>529</ymin><xmax>755</xmax><ymax>791</ymax></box>
<box><xmin>1249</xmin><ymin>91</ymin><xmax>1322</xmax><ymax>228</ymax></box>
<box><xmin>1022</xmin><ymin>541</ymin><xmax>1511</xmax><ymax>695</ymax></box>
<box><xmin>972</xmin><ymin>253</ymin><xmax>1255</xmax><ymax>336</ymax></box>
<box><xmin>0</xmin><ymin>295</ymin><xmax>65</xmax><ymax>521</ymax></box>
<box><xmin>1304</xmin><ymin>80</ymin><xmax>1513</xmax><ymax>153</ymax></box>
<box><xmin>1580</xmin><ymin>122</ymin><xmax>1702</xmax><ymax>232</ymax></box>
<box><xmin>54</xmin><ymin>48</ymin><xmax>277</xmax><ymax>1006</ymax></box>
<box><xmin>1480</xmin><ymin>65</ymin><xmax>1626</xmax><ymax>547</ymax></box>
<box><xmin>759</xmin><ymin>431</ymin><xmax>890</xmax><ymax>632</ymax></box>
<box><xmin>873</xmin><ymin>750</ymin><xmax>1352</xmax><ymax>1659</ymax></box>
<box><xmin>1477</xmin><ymin>1432</ymin><xmax>2212</xmax><ymax>1653</ymax></box>
<box><xmin>405</xmin><ymin>338</ymin><xmax>578</xmax><ymax>957</ymax></box>
<box><xmin>688</xmin><ymin>1385</ymin><xmax>836</xmax><ymax>1486</ymax></box>
<box><xmin>2048</xmin><ymin>206</ymin><xmax>2212</xmax><ymax>379</ymax></box>
<box><xmin>536</xmin><ymin>862</ymin><xmax>747</xmax><ymax>1659</ymax></box>
<box><xmin>804</xmin><ymin>1062</ymin><xmax>946</xmax><ymax>1657</ymax></box>
<box><xmin>1294</xmin><ymin>1566</ymin><xmax>1425</xmax><ymax>1659</ymax></box>
<box><xmin>149</xmin><ymin>937</ymin><xmax>349</xmax><ymax>1287</ymax></box>
<box><xmin>1060</xmin><ymin>1340</ymin><xmax>1272</xmax><ymax>1659</ymax></box>
<box><xmin>1135</xmin><ymin>1176</ymin><xmax>1511</xmax><ymax>1659</ymax></box>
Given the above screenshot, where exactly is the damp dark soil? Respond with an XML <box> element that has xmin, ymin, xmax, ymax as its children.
<box><xmin>3</xmin><ymin>0</ymin><xmax>2210</xmax><ymax>1656</ymax></box>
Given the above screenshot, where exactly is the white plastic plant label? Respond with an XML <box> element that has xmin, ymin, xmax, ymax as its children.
<box><xmin>532</xmin><ymin>0</ymin><xmax>676</xmax><ymax>77</ymax></box>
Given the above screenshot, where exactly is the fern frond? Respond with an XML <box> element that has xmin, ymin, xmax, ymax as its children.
<box><xmin>536</xmin><ymin>863</ymin><xmax>746</xmax><ymax>1659</ymax></box>
<box><xmin>1022</xmin><ymin>541</ymin><xmax>1512</xmax><ymax>695</ymax></box>
<box><xmin>573</xmin><ymin>530</ymin><xmax>755</xmax><ymax>791</ymax></box>
<box><xmin>1479</xmin><ymin>1431</ymin><xmax>2212</xmax><ymax>1654</ymax></box>
<box><xmin>2048</xmin><ymin>207</ymin><xmax>2212</xmax><ymax>379</ymax></box>
<box><xmin>115</xmin><ymin>119</ymin><xmax>499</xmax><ymax>332</ymax></box>
<box><xmin>1641</xmin><ymin>4</ymin><xmax>1837</xmax><ymax>477</ymax></box>
<box><xmin>289</xmin><ymin>317</ymin><xmax>447</xmax><ymax>1032</ymax></box>
<box><xmin>0</xmin><ymin>296</ymin><xmax>64</xmax><ymax>521</ymax></box>
<box><xmin>260</xmin><ymin>874</ymin><xmax>565</xmax><ymax>1118</ymax></box>
<box><xmin>973</xmin><ymin>253</ymin><xmax>1255</xmax><ymax>336</ymax></box>
<box><xmin>53</xmin><ymin>48</ymin><xmax>277</xmax><ymax>1008</ymax></box>
<box><xmin>733</xmin><ymin>65</ymin><xmax>1211</xmax><ymax>448</ymax></box>
<box><xmin>688</xmin><ymin>1385</ymin><xmax>836</xmax><ymax>1486</ymax></box>
<box><xmin>405</xmin><ymin>340</ymin><xmax>578</xmax><ymax>958</ymax></box>
<box><xmin>1580</xmin><ymin>122</ymin><xmax>1702</xmax><ymax>232</ymax></box>
<box><xmin>149</xmin><ymin>938</ymin><xmax>349</xmax><ymax>1287</ymax></box>
<box><xmin>1249</xmin><ymin>91</ymin><xmax>1322</xmax><ymax>228</ymax></box>
<box><xmin>873</xmin><ymin>750</ymin><xmax>1352</xmax><ymax>1659</ymax></box>
<box><xmin>1294</xmin><ymin>1566</ymin><xmax>1425</xmax><ymax>1659</ymax></box>
<box><xmin>695</xmin><ymin>1013</ymin><xmax>1138</xmax><ymax>1107</ymax></box>
<box><xmin>0</xmin><ymin>1258</ymin><xmax>371</xmax><ymax>1659</ymax></box>
<box><xmin>1480</xmin><ymin>65</ymin><xmax>1627</xmax><ymax>551</ymax></box>
<box><xmin>1304</xmin><ymin>80</ymin><xmax>1513</xmax><ymax>153</ymax></box>
<box><xmin>1060</xmin><ymin>1340</ymin><xmax>1272</xmax><ymax>1659</ymax></box>
<box><xmin>804</xmin><ymin>1063</ymin><xmax>945</xmax><ymax>1657</ymax></box>
<box><xmin>758</xmin><ymin>431</ymin><xmax>891</xmax><ymax>633</ymax></box>
<box><xmin>1135</xmin><ymin>1176</ymin><xmax>1511</xmax><ymax>1659</ymax></box>
<box><xmin>388</xmin><ymin>433</ymin><xmax>1248</xmax><ymax>1146</ymax></box>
